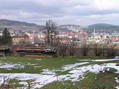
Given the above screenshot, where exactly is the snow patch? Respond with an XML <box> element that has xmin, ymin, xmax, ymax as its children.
<box><xmin>63</xmin><ymin>62</ymin><xmax>88</xmax><ymax>70</ymax></box>
<box><xmin>116</xmin><ymin>86</ymin><xmax>119</xmax><ymax>89</ymax></box>
<box><xmin>65</xmin><ymin>63</ymin><xmax>119</xmax><ymax>81</ymax></box>
<box><xmin>35</xmin><ymin>59</ymin><xmax>42</xmax><ymax>61</ymax></box>
<box><xmin>42</xmin><ymin>69</ymin><xmax>55</xmax><ymax>75</ymax></box>
<box><xmin>0</xmin><ymin>59</ymin><xmax>119</xmax><ymax>88</ymax></box>
<box><xmin>0</xmin><ymin>63</ymin><xmax>24</xmax><ymax>69</ymax></box>
<box><xmin>0</xmin><ymin>73</ymin><xmax>57</xmax><ymax>89</ymax></box>
<box><xmin>80</xmin><ymin>59</ymin><xmax>119</xmax><ymax>62</ymax></box>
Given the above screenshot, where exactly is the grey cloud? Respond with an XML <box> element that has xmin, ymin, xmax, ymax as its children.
<box><xmin>0</xmin><ymin>0</ymin><xmax>118</xmax><ymax>26</ymax></box>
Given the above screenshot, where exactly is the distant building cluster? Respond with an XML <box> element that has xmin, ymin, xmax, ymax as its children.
<box><xmin>0</xmin><ymin>25</ymin><xmax>119</xmax><ymax>45</ymax></box>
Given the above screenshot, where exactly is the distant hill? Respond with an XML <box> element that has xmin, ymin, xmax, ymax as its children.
<box><xmin>0</xmin><ymin>19</ymin><xmax>45</xmax><ymax>32</ymax></box>
<box><xmin>0</xmin><ymin>19</ymin><xmax>39</xmax><ymax>26</ymax></box>
<box><xmin>87</xmin><ymin>23</ymin><xmax>119</xmax><ymax>32</ymax></box>
<box><xmin>2</xmin><ymin>20</ymin><xmax>119</xmax><ymax>33</ymax></box>
<box><xmin>0</xmin><ymin>19</ymin><xmax>78</xmax><ymax>32</ymax></box>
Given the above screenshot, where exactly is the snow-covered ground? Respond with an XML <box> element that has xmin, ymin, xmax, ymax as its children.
<box><xmin>0</xmin><ymin>63</ymin><xmax>24</xmax><ymax>69</ymax></box>
<box><xmin>66</xmin><ymin>63</ymin><xmax>119</xmax><ymax>81</ymax></box>
<box><xmin>0</xmin><ymin>59</ymin><xmax>119</xmax><ymax>89</ymax></box>
<box><xmin>116</xmin><ymin>86</ymin><xmax>119</xmax><ymax>89</ymax></box>
<box><xmin>80</xmin><ymin>58</ymin><xmax>119</xmax><ymax>62</ymax></box>
<box><xmin>0</xmin><ymin>73</ymin><xmax>56</xmax><ymax>89</ymax></box>
<box><xmin>63</xmin><ymin>62</ymin><xmax>88</xmax><ymax>70</ymax></box>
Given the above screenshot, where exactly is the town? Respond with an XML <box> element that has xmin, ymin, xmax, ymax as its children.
<box><xmin>0</xmin><ymin>23</ymin><xmax>119</xmax><ymax>46</ymax></box>
<box><xmin>0</xmin><ymin>20</ymin><xmax>119</xmax><ymax>58</ymax></box>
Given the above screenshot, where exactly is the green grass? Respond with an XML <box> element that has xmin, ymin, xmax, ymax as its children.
<box><xmin>92</xmin><ymin>69</ymin><xmax>117</xmax><ymax>89</ymax></box>
<box><xmin>40</xmin><ymin>80</ymin><xmax>75</xmax><ymax>89</ymax></box>
<box><xmin>0</xmin><ymin>56</ymin><xmax>81</xmax><ymax>73</ymax></box>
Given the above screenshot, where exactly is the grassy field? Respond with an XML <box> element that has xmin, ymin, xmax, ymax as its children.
<box><xmin>0</xmin><ymin>56</ymin><xmax>117</xmax><ymax>74</ymax></box>
<box><xmin>0</xmin><ymin>56</ymin><xmax>105</xmax><ymax>73</ymax></box>
<box><xmin>0</xmin><ymin>56</ymin><xmax>81</xmax><ymax>73</ymax></box>
<box><xmin>0</xmin><ymin>56</ymin><xmax>119</xmax><ymax>89</ymax></box>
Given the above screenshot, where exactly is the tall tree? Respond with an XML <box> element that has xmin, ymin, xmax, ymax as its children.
<box><xmin>1</xmin><ymin>28</ymin><xmax>12</xmax><ymax>45</ymax></box>
<box><xmin>45</xmin><ymin>20</ymin><xmax>57</xmax><ymax>46</ymax></box>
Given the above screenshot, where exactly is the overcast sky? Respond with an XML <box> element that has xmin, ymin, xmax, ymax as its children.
<box><xmin>0</xmin><ymin>0</ymin><xmax>119</xmax><ymax>26</ymax></box>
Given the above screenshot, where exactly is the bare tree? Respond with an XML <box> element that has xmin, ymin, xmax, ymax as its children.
<box><xmin>45</xmin><ymin>20</ymin><xmax>57</xmax><ymax>46</ymax></box>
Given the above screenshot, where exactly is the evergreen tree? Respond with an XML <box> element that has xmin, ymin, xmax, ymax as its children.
<box><xmin>1</xmin><ymin>28</ymin><xmax>12</xmax><ymax>45</ymax></box>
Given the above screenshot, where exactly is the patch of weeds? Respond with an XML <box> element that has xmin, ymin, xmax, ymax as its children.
<box><xmin>0</xmin><ymin>78</ymin><xmax>24</xmax><ymax>89</ymax></box>
<box><xmin>40</xmin><ymin>80</ymin><xmax>79</xmax><ymax>89</ymax></box>
<box><xmin>92</xmin><ymin>68</ymin><xmax>117</xmax><ymax>89</ymax></box>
